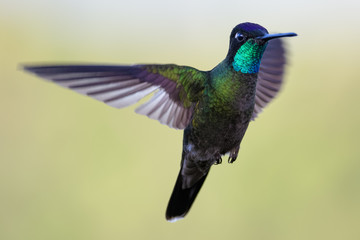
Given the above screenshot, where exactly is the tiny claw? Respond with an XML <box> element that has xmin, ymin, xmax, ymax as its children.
<box><xmin>214</xmin><ymin>152</ymin><xmax>222</xmax><ymax>165</ymax></box>
<box><xmin>214</xmin><ymin>157</ymin><xmax>222</xmax><ymax>165</ymax></box>
<box><xmin>228</xmin><ymin>156</ymin><xmax>236</xmax><ymax>164</ymax></box>
<box><xmin>228</xmin><ymin>146</ymin><xmax>239</xmax><ymax>164</ymax></box>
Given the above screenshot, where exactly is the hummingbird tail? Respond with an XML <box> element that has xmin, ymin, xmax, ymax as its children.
<box><xmin>165</xmin><ymin>168</ymin><xmax>209</xmax><ymax>222</ymax></box>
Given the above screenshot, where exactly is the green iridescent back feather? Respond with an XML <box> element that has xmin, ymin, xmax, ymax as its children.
<box><xmin>191</xmin><ymin>61</ymin><xmax>257</xmax><ymax>130</ymax></box>
<box><xmin>143</xmin><ymin>64</ymin><xmax>207</xmax><ymax>108</ymax></box>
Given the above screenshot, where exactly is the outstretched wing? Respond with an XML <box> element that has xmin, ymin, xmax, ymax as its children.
<box><xmin>24</xmin><ymin>64</ymin><xmax>207</xmax><ymax>129</ymax></box>
<box><xmin>252</xmin><ymin>38</ymin><xmax>288</xmax><ymax>120</ymax></box>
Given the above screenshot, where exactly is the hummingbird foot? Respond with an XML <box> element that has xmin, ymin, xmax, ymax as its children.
<box><xmin>214</xmin><ymin>153</ymin><xmax>222</xmax><ymax>165</ymax></box>
<box><xmin>228</xmin><ymin>146</ymin><xmax>240</xmax><ymax>164</ymax></box>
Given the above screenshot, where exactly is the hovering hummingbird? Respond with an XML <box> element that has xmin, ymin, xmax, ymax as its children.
<box><xmin>24</xmin><ymin>22</ymin><xmax>297</xmax><ymax>222</ymax></box>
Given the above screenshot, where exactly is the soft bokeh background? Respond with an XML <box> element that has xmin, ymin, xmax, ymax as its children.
<box><xmin>1</xmin><ymin>0</ymin><xmax>359</xmax><ymax>239</ymax></box>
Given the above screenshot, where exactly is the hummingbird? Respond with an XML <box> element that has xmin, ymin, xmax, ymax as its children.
<box><xmin>24</xmin><ymin>22</ymin><xmax>297</xmax><ymax>222</ymax></box>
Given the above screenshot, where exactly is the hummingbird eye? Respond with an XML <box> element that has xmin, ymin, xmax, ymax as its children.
<box><xmin>235</xmin><ymin>32</ymin><xmax>245</xmax><ymax>42</ymax></box>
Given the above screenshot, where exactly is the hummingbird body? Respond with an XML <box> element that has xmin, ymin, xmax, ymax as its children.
<box><xmin>191</xmin><ymin>63</ymin><xmax>257</xmax><ymax>155</ymax></box>
<box><xmin>24</xmin><ymin>22</ymin><xmax>297</xmax><ymax>222</ymax></box>
<box><xmin>166</xmin><ymin>54</ymin><xmax>261</xmax><ymax>220</ymax></box>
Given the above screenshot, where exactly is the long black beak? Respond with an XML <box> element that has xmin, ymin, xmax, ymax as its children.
<box><xmin>256</xmin><ymin>32</ymin><xmax>297</xmax><ymax>41</ymax></box>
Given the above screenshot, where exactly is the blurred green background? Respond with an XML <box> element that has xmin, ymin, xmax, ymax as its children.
<box><xmin>1</xmin><ymin>0</ymin><xmax>360</xmax><ymax>239</ymax></box>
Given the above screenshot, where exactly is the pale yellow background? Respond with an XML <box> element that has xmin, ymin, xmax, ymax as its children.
<box><xmin>1</xmin><ymin>0</ymin><xmax>360</xmax><ymax>239</ymax></box>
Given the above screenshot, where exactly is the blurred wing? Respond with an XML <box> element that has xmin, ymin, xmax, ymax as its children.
<box><xmin>252</xmin><ymin>39</ymin><xmax>288</xmax><ymax>120</ymax></box>
<box><xmin>24</xmin><ymin>64</ymin><xmax>207</xmax><ymax>129</ymax></box>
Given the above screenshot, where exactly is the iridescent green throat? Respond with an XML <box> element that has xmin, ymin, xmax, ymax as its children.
<box><xmin>232</xmin><ymin>40</ymin><xmax>267</xmax><ymax>74</ymax></box>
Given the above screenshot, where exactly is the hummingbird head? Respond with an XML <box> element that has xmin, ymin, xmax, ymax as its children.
<box><xmin>227</xmin><ymin>22</ymin><xmax>296</xmax><ymax>74</ymax></box>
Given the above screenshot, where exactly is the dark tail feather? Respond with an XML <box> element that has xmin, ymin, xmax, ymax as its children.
<box><xmin>165</xmin><ymin>169</ymin><xmax>209</xmax><ymax>222</ymax></box>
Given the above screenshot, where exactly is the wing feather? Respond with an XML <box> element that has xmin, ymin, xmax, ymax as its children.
<box><xmin>252</xmin><ymin>38</ymin><xmax>289</xmax><ymax>120</ymax></box>
<box><xmin>24</xmin><ymin>64</ymin><xmax>206</xmax><ymax>129</ymax></box>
